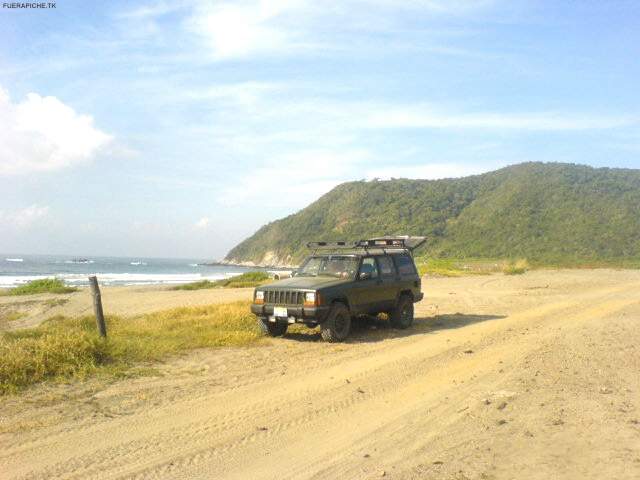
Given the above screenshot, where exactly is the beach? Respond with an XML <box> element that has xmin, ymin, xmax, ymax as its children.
<box><xmin>1</xmin><ymin>269</ymin><xmax>639</xmax><ymax>479</ymax></box>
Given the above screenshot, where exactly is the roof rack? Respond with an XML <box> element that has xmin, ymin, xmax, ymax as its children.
<box><xmin>356</xmin><ymin>236</ymin><xmax>426</xmax><ymax>251</ymax></box>
<box><xmin>306</xmin><ymin>241</ymin><xmax>358</xmax><ymax>249</ymax></box>
<box><xmin>306</xmin><ymin>236</ymin><xmax>426</xmax><ymax>255</ymax></box>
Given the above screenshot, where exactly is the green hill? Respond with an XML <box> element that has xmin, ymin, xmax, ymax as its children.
<box><xmin>225</xmin><ymin>162</ymin><xmax>640</xmax><ymax>266</ymax></box>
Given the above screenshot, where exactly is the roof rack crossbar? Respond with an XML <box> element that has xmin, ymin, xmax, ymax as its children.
<box><xmin>306</xmin><ymin>236</ymin><xmax>426</xmax><ymax>253</ymax></box>
<box><xmin>306</xmin><ymin>241</ymin><xmax>358</xmax><ymax>249</ymax></box>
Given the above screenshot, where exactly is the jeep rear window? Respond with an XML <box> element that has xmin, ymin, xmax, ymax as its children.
<box><xmin>298</xmin><ymin>256</ymin><xmax>359</xmax><ymax>279</ymax></box>
<box><xmin>393</xmin><ymin>255</ymin><xmax>417</xmax><ymax>275</ymax></box>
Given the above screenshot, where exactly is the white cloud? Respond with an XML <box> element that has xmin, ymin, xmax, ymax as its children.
<box><xmin>218</xmin><ymin>149</ymin><xmax>370</xmax><ymax>207</ymax></box>
<box><xmin>0</xmin><ymin>87</ymin><xmax>112</xmax><ymax>175</ymax></box>
<box><xmin>195</xmin><ymin>217</ymin><xmax>211</xmax><ymax>228</ymax></box>
<box><xmin>183</xmin><ymin>81</ymin><xmax>281</xmax><ymax>108</ymax></box>
<box><xmin>364</xmin><ymin>106</ymin><xmax>637</xmax><ymax>131</ymax></box>
<box><xmin>0</xmin><ymin>205</ymin><xmax>50</xmax><ymax>229</ymax></box>
<box><xmin>185</xmin><ymin>0</ymin><xmax>490</xmax><ymax>60</ymax></box>
<box><xmin>187</xmin><ymin>0</ymin><xmax>304</xmax><ymax>60</ymax></box>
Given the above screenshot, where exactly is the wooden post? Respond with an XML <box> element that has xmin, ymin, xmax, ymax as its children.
<box><xmin>88</xmin><ymin>276</ymin><xmax>107</xmax><ymax>338</ymax></box>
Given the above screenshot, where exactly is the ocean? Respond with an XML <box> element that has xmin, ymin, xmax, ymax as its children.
<box><xmin>0</xmin><ymin>254</ymin><xmax>262</xmax><ymax>288</ymax></box>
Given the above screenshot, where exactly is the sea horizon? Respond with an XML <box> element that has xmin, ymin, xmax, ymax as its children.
<box><xmin>0</xmin><ymin>253</ymin><xmax>259</xmax><ymax>288</ymax></box>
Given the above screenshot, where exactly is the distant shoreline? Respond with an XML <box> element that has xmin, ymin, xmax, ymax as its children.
<box><xmin>202</xmin><ymin>260</ymin><xmax>296</xmax><ymax>270</ymax></box>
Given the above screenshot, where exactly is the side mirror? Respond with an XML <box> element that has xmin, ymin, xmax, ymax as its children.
<box><xmin>291</xmin><ymin>269</ymin><xmax>298</xmax><ymax>277</ymax></box>
<box><xmin>359</xmin><ymin>271</ymin><xmax>372</xmax><ymax>280</ymax></box>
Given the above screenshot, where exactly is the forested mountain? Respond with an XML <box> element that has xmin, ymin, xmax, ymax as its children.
<box><xmin>225</xmin><ymin>163</ymin><xmax>640</xmax><ymax>265</ymax></box>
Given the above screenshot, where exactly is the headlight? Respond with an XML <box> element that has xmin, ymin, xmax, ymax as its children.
<box><xmin>255</xmin><ymin>291</ymin><xmax>264</xmax><ymax>304</ymax></box>
<box><xmin>304</xmin><ymin>292</ymin><xmax>316</xmax><ymax>306</ymax></box>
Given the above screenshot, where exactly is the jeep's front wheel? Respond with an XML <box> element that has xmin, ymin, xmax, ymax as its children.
<box><xmin>321</xmin><ymin>303</ymin><xmax>351</xmax><ymax>342</ymax></box>
<box><xmin>390</xmin><ymin>294</ymin><xmax>414</xmax><ymax>329</ymax></box>
<box><xmin>258</xmin><ymin>318</ymin><xmax>288</xmax><ymax>337</ymax></box>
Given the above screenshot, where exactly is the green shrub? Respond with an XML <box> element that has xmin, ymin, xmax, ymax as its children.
<box><xmin>503</xmin><ymin>259</ymin><xmax>530</xmax><ymax>275</ymax></box>
<box><xmin>5</xmin><ymin>278</ymin><xmax>77</xmax><ymax>296</ymax></box>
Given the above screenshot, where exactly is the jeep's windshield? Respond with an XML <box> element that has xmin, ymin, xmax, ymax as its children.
<box><xmin>297</xmin><ymin>256</ymin><xmax>359</xmax><ymax>279</ymax></box>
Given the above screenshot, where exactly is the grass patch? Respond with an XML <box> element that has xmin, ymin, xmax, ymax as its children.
<box><xmin>0</xmin><ymin>300</ymin><xmax>259</xmax><ymax>394</ymax></box>
<box><xmin>503</xmin><ymin>259</ymin><xmax>530</xmax><ymax>275</ymax></box>
<box><xmin>43</xmin><ymin>298</ymin><xmax>69</xmax><ymax>308</ymax></box>
<box><xmin>172</xmin><ymin>271</ymin><xmax>271</xmax><ymax>290</ymax></box>
<box><xmin>2</xmin><ymin>311</ymin><xmax>27</xmax><ymax>322</ymax></box>
<box><xmin>416</xmin><ymin>258</ymin><xmax>504</xmax><ymax>277</ymax></box>
<box><xmin>3</xmin><ymin>278</ymin><xmax>77</xmax><ymax>296</ymax></box>
<box><xmin>415</xmin><ymin>256</ymin><xmax>640</xmax><ymax>277</ymax></box>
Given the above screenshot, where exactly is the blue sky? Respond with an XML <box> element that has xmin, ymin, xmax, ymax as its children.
<box><xmin>0</xmin><ymin>0</ymin><xmax>638</xmax><ymax>259</ymax></box>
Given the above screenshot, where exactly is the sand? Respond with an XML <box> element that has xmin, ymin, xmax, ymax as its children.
<box><xmin>1</xmin><ymin>269</ymin><xmax>639</xmax><ymax>479</ymax></box>
<box><xmin>0</xmin><ymin>285</ymin><xmax>253</xmax><ymax>330</ymax></box>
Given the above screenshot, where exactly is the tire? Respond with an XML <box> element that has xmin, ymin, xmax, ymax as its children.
<box><xmin>258</xmin><ymin>317</ymin><xmax>288</xmax><ymax>337</ymax></box>
<box><xmin>390</xmin><ymin>294</ymin><xmax>414</xmax><ymax>329</ymax></box>
<box><xmin>321</xmin><ymin>303</ymin><xmax>352</xmax><ymax>342</ymax></box>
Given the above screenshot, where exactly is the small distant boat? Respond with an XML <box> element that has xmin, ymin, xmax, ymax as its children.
<box><xmin>5</xmin><ymin>258</ymin><xmax>23</xmax><ymax>262</ymax></box>
<box><xmin>130</xmin><ymin>261</ymin><xmax>147</xmax><ymax>266</ymax></box>
<box><xmin>66</xmin><ymin>258</ymin><xmax>92</xmax><ymax>264</ymax></box>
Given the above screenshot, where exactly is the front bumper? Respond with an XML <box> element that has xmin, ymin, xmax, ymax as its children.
<box><xmin>250</xmin><ymin>304</ymin><xmax>331</xmax><ymax>324</ymax></box>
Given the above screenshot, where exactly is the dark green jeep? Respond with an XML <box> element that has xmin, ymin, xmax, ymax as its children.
<box><xmin>250</xmin><ymin>237</ymin><xmax>425</xmax><ymax>342</ymax></box>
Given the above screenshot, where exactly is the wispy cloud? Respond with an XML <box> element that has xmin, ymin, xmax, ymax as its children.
<box><xmin>186</xmin><ymin>0</ymin><xmax>304</xmax><ymax>60</ymax></box>
<box><xmin>218</xmin><ymin>149</ymin><xmax>370</xmax><ymax>207</ymax></box>
<box><xmin>0</xmin><ymin>205</ymin><xmax>50</xmax><ymax>229</ymax></box>
<box><xmin>364</xmin><ymin>107</ymin><xmax>637</xmax><ymax>131</ymax></box>
<box><xmin>180</xmin><ymin>0</ymin><xmax>496</xmax><ymax>61</ymax></box>
<box><xmin>0</xmin><ymin>87</ymin><xmax>112</xmax><ymax>175</ymax></box>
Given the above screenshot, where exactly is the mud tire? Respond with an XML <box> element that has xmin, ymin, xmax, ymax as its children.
<box><xmin>321</xmin><ymin>303</ymin><xmax>351</xmax><ymax>342</ymax></box>
<box><xmin>390</xmin><ymin>294</ymin><xmax>414</xmax><ymax>329</ymax></box>
<box><xmin>258</xmin><ymin>318</ymin><xmax>288</xmax><ymax>337</ymax></box>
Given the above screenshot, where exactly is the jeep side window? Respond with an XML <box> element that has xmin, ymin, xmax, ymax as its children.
<box><xmin>359</xmin><ymin>257</ymin><xmax>379</xmax><ymax>279</ymax></box>
<box><xmin>377</xmin><ymin>256</ymin><xmax>396</xmax><ymax>278</ymax></box>
<box><xmin>394</xmin><ymin>254</ymin><xmax>416</xmax><ymax>275</ymax></box>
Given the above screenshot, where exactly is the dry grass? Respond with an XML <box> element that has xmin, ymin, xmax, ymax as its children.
<box><xmin>416</xmin><ymin>258</ymin><xmax>503</xmax><ymax>277</ymax></box>
<box><xmin>0</xmin><ymin>301</ymin><xmax>258</xmax><ymax>394</ymax></box>
<box><xmin>503</xmin><ymin>258</ymin><xmax>530</xmax><ymax>275</ymax></box>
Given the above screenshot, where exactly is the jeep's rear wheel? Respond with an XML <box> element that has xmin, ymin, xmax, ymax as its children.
<box><xmin>390</xmin><ymin>294</ymin><xmax>414</xmax><ymax>329</ymax></box>
<box><xmin>258</xmin><ymin>317</ymin><xmax>288</xmax><ymax>337</ymax></box>
<box><xmin>321</xmin><ymin>303</ymin><xmax>351</xmax><ymax>342</ymax></box>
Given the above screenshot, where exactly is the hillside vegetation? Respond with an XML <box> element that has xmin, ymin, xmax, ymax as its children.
<box><xmin>225</xmin><ymin>163</ymin><xmax>640</xmax><ymax>265</ymax></box>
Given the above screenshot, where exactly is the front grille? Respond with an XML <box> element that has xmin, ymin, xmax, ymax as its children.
<box><xmin>265</xmin><ymin>290</ymin><xmax>304</xmax><ymax>305</ymax></box>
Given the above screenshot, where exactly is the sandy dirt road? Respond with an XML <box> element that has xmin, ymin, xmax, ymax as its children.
<box><xmin>1</xmin><ymin>269</ymin><xmax>639</xmax><ymax>479</ymax></box>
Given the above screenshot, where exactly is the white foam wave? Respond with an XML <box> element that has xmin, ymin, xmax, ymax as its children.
<box><xmin>5</xmin><ymin>258</ymin><xmax>24</xmax><ymax>262</ymax></box>
<box><xmin>0</xmin><ymin>272</ymin><xmax>231</xmax><ymax>288</ymax></box>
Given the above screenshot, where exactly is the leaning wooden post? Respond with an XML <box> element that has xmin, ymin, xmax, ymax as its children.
<box><xmin>88</xmin><ymin>276</ymin><xmax>107</xmax><ymax>338</ymax></box>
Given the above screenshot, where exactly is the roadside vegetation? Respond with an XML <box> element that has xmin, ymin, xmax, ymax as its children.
<box><xmin>1</xmin><ymin>278</ymin><xmax>77</xmax><ymax>296</ymax></box>
<box><xmin>0</xmin><ymin>301</ymin><xmax>258</xmax><ymax>394</ymax></box>
<box><xmin>502</xmin><ymin>259</ymin><xmax>530</xmax><ymax>275</ymax></box>
<box><xmin>172</xmin><ymin>271</ymin><xmax>271</xmax><ymax>291</ymax></box>
<box><xmin>416</xmin><ymin>258</ymin><xmax>505</xmax><ymax>277</ymax></box>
